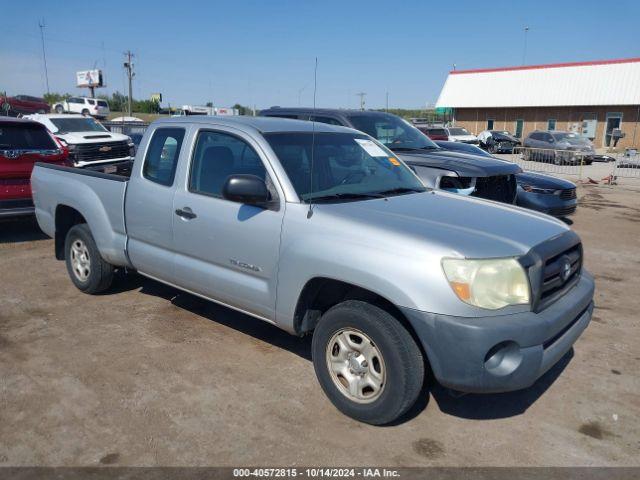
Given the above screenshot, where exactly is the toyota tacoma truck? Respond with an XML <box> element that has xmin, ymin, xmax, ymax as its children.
<box><xmin>32</xmin><ymin>116</ymin><xmax>594</xmax><ymax>425</ymax></box>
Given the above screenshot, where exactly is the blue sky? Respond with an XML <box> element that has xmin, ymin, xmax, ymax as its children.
<box><xmin>1</xmin><ymin>0</ymin><xmax>639</xmax><ymax>109</ymax></box>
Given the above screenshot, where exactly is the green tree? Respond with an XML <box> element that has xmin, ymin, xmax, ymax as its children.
<box><xmin>43</xmin><ymin>92</ymin><xmax>72</xmax><ymax>104</ymax></box>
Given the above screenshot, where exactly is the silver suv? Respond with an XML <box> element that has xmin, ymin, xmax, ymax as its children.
<box><xmin>522</xmin><ymin>131</ymin><xmax>595</xmax><ymax>165</ymax></box>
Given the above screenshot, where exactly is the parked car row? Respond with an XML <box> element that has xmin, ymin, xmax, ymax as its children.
<box><xmin>0</xmin><ymin>108</ymin><xmax>581</xmax><ymax>221</ymax></box>
<box><xmin>0</xmin><ymin>113</ymin><xmax>134</xmax><ymax>217</ymax></box>
<box><xmin>1</xmin><ymin>94</ymin><xmax>111</xmax><ymax>119</ymax></box>
<box><xmin>260</xmin><ymin>108</ymin><xmax>576</xmax><ymax>218</ymax></box>
<box><xmin>30</xmin><ymin>115</ymin><xmax>595</xmax><ymax>425</ymax></box>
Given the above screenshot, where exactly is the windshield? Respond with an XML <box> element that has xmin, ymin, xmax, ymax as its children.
<box><xmin>345</xmin><ymin>113</ymin><xmax>438</xmax><ymax>152</ymax></box>
<box><xmin>264</xmin><ymin>132</ymin><xmax>426</xmax><ymax>202</ymax></box>
<box><xmin>448</xmin><ymin>127</ymin><xmax>470</xmax><ymax>136</ymax></box>
<box><xmin>50</xmin><ymin>117</ymin><xmax>107</xmax><ymax>133</ymax></box>
<box><xmin>552</xmin><ymin>132</ymin><xmax>589</xmax><ymax>144</ymax></box>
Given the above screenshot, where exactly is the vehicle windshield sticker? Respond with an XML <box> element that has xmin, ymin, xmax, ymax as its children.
<box><xmin>388</xmin><ymin>157</ymin><xmax>401</xmax><ymax>166</ymax></box>
<box><xmin>354</xmin><ymin>139</ymin><xmax>388</xmax><ymax>157</ymax></box>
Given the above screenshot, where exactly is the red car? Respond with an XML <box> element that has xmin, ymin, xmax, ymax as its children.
<box><xmin>0</xmin><ymin>94</ymin><xmax>51</xmax><ymax>116</ymax></box>
<box><xmin>0</xmin><ymin>117</ymin><xmax>67</xmax><ymax>217</ymax></box>
<box><xmin>416</xmin><ymin>126</ymin><xmax>449</xmax><ymax>141</ymax></box>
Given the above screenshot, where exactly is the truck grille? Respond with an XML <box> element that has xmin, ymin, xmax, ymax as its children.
<box><xmin>538</xmin><ymin>243</ymin><xmax>582</xmax><ymax>309</ymax></box>
<box><xmin>559</xmin><ymin>188</ymin><xmax>577</xmax><ymax>200</ymax></box>
<box><xmin>71</xmin><ymin>141</ymin><xmax>131</xmax><ymax>163</ymax></box>
<box><xmin>471</xmin><ymin>174</ymin><xmax>517</xmax><ymax>203</ymax></box>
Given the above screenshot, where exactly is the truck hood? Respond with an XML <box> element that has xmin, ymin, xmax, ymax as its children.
<box><xmin>398</xmin><ymin>149</ymin><xmax>522</xmax><ymax>177</ymax></box>
<box><xmin>318</xmin><ymin>190</ymin><xmax>569</xmax><ymax>259</ymax></box>
<box><xmin>55</xmin><ymin>131</ymin><xmax>131</xmax><ymax>145</ymax></box>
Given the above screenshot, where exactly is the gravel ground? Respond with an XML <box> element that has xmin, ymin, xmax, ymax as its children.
<box><xmin>0</xmin><ymin>184</ymin><xmax>638</xmax><ymax>467</ymax></box>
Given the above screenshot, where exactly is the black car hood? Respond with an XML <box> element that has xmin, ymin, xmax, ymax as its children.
<box><xmin>516</xmin><ymin>171</ymin><xmax>576</xmax><ymax>189</ymax></box>
<box><xmin>398</xmin><ymin>149</ymin><xmax>522</xmax><ymax>177</ymax></box>
<box><xmin>492</xmin><ymin>132</ymin><xmax>520</xmax><ymax>143</ymax></box>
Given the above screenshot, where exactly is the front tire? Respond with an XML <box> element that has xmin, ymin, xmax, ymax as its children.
<box><xmin>55</xmin><ymin>105</ymin><xmax>64</xmax><ymax>114</ymax></box>
<box><xmin>64</xmin><ymin>224</ymin><xmax>114</xmax><ymax>294</ymax></box>
<box><xmin>312</xmin><ymin>300</ymin><xmax>425</xmax><ymax>425</ymax></box>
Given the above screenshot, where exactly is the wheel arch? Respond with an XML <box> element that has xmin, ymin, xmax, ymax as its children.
<box><xmin>292</xmin><ymin>277</ymin><xmax>432</xmax><ymax>370</ymax></box>
<box><xmin>54</xmin><ymin>204</ymin><xmax>87</xmax><ymax>260</ymax></box>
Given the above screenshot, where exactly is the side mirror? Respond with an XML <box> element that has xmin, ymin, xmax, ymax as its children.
<box><xmin>222</xmin><ymin>174</ymin><xmax>270</xmax><ymax>207</ymax></box>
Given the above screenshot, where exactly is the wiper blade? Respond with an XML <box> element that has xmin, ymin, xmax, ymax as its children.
<box><xmin>375</xmin><ymin>187</ymin><xmax>425</xmax><ymax>197</ymax></box>
<box><xmin>307</xmin><ymin>192</ymin><xmax>385</xmax><ymax>203</ymax></box>
<box><xmin>389</xmin><ymin>146</ymin><xmax>422</xmax><ymax>152</ymax></box>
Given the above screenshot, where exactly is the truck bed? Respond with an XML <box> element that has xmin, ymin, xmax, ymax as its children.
<box><xmin>31</xmin><ymin>162</ymin><xmax>131</xmax><ymax>267</ymax></box>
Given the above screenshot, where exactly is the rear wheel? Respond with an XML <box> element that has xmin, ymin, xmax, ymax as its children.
<box><xmin>55</xmin><ymin>105</ymin><xmax>64</xmax><ymax>114</ymax></box>
<box><xmin>64</xmin><ymin>224</ymin><xmax>114</xmax><ymax>294</ymax></box>
<box><xmin>81</xmin><ymin>108</ymin><xmax>90</xmax><ymax>116</ymax></box>
<box><xmin>312</xmin><ymin>300</ymin><xmax>425</xmax><ymax>425</ymax></box>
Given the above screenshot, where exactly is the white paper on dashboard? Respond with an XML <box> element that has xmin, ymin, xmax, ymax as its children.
<box><xmin>354</xmin><ymin>139</ymin><xmax>389</xmax><ymax>157</ymax></box>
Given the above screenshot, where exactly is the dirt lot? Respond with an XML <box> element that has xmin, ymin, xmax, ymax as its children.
<box><xmin>1</xmin><ymin>184</ymin><xmax>639</xmax><ymax>467</ymax></box>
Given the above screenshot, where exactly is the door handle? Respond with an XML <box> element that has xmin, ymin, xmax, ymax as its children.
<box><xmin>175</xmin><ymin>207</ymin><xmax>197</xmax><ymax>220</ymax></box>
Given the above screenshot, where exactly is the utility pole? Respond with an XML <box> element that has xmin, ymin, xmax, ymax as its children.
<box><xmin>355</xmin><ymin>92</ymin><xmax>366</xmax><ymax>111</ymax></box>
<box><xmin>522</xmin><ymin>26</ymin><xmax>529</xmax><ymax>65</ymax></box>
<box><xmin>38</xmin><ymin>19</ymin><xmax>50</xmax><ymax>95</ymax></box>
<box><xmin>123</xmin><ymin>51</ymin><xmax>135</xmax><ymax>117</ymax></box>
<box><xmin>385</xmin><ymin>91</ymin><xmax>389</xmax><ymax>112</ymax></box>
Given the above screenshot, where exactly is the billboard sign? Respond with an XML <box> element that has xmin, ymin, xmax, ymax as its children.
<box><xmin>76</xmin><ymin>70</ymin><xmax>105</xmax><ymax>88</ymax></box>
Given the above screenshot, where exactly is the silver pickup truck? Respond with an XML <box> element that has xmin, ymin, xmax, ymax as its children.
<box><xmin>32</xmin><ymin>116</ymin><xmax>594</xmax><ymax>425</ymax></box>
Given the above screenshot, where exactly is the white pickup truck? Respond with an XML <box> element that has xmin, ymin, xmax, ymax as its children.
<box><xmin>26</xmin><ymin>114</ymin><xmax>134</xmax><ymax>168</ymax></box>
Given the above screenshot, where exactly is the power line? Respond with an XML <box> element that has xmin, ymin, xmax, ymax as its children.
<box><xmin>38</xmin><ymin>19</ymin><xmax>50</xmax><ymax>94</ymax></box>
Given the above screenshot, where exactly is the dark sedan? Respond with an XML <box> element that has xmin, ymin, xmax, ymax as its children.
<box><xmin>477</xmin><ymin>130</ymin><xmax>520</xmax><ymax>153</ymax></box>
<box><xmin>434</xmin><ymin>140</ymin><xmax>578</xmax><ymax>218</ymax></box>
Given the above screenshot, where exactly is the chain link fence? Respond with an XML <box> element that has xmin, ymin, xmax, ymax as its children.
<box><xmin>499</xmin><ymin>147</ymin><xmax>640</xmax><ymax>182</ymax></box>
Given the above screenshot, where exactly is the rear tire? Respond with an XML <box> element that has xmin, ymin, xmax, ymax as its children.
<box><xmin>55</xmin><ymin>105</ymin><xmax>64</xmax><ymax>114</ymax></box>
<box><xmin>64</xmin><ymin>224</ymin><xmax>114</xmax><ymax>294</ymax></box>
<box><xmin>81</xmin><ymin>109</ymin><xmax>90</xmax><ymax>116</ymax></box>
<box><xmin>312</xmin><ymin>300</ymin><xmax>425</xmax><ymax>425</ymax></box>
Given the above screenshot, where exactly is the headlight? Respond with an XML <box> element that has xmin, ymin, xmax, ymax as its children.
<box><xmin>442</xmin><ymin>257</ymin><xmax>530</xmax><ymax>309</ymax></box>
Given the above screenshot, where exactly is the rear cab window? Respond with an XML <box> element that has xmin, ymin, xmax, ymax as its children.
<box><xmin>142</xmin><ymin>127</ymin><xmax>186</xmax><ymax>186</ymax></box>
<box><xmin>0</xmin><ymin>123</ymin><xmax>57</xmax><ymax>150</ymax></box>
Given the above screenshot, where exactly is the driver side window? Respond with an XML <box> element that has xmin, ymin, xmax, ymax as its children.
<box><xmin>188</xmin><ymin>131</ymin><xmax>270</xmax><ymax>198</ymax></box>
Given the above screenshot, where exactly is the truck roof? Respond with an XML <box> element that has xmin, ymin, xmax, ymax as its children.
<box><xmin>153</xmin><ymin>115</ymin><xmax>356</xmax><ymax>134</ymax></box>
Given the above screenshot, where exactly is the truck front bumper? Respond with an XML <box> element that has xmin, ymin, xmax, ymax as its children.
<box><xmin>401</xmin><ymin>271</ymin><xmax>594</xmax><ymax>393</ymax></box>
